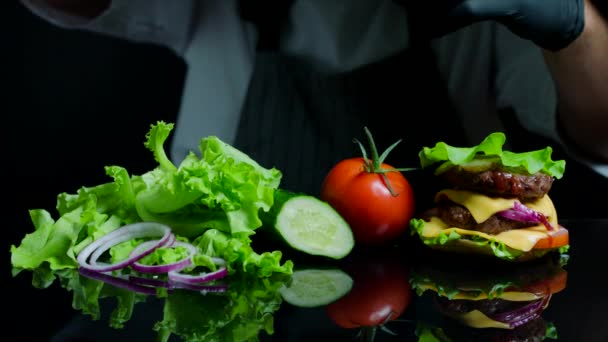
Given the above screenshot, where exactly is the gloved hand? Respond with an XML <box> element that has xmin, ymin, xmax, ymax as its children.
<box><xmin>396</xmin><ymin>0</ymin><xmax>585</xmax><ymax>51</ymax></box>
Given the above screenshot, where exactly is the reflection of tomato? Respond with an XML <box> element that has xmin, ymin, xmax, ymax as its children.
<box><xmin>320</xmin><ymin>157</ymin><xmax>415</xmax><ymax>245</ymax></box>
<box><xmin>326</xmin><ymin>251</ymin><xmax>413</xmax><ymax>329</ymax></box>
<box><xmin>522</xmin><ymin>268</ymin><xmax>568</xmax><ymax>297</ymax></box>
<box><xmin>533</xmin><ymin>226</ymin><xmax>569</xmax><ymax>249</ymax></box>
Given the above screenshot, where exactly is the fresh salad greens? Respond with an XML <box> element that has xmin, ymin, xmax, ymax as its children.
<box><xmin>418</xmin><ymin>132</ymin><xmax>566</xmax><ymax>178</ymax></box>
<box><xmin>11</xmin><ymin>120</ymin><xmax>293</xmax><ymax>291</ymax></box>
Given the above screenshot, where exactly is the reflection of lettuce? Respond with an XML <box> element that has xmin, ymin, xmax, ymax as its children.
<box><xmin>11</xmin><ymin>121</ymin><xmax>292</xmax><ymax>291</ymax></box>
<box><xmin>51</xmin><ymin>269</ymin><xmax>288</xmax><ymax>341</ymax></box>
<box><xmin>409</xmin><ymin>271</ymin><xmax>514</xmax><ymax>300</ymax></box>
<box><xmin>154</xmin><ymin>273</ymin><xmax>288</xmax><ymax>342</ymax></box>
<box><xmin>55</xmin><ymin>269</ymin><xmax>148</xmax><ymax>329</ymax></box>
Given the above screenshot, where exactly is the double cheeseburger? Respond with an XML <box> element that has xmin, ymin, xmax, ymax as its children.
<box><xmin>409</xmin><ymin>133</ymin><xmax>569</xmax><ymax>262</ymax></box>
<box><xmin>410</xmin><ymin>252</ymin><xmax>567</xmax><ymax>341</ymax></box>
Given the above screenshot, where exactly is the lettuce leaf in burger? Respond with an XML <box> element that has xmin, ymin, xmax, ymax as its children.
<box><xmin>409</xmin><ymin>132</ymin><xmax>569</xmax><ymax>262</ymax></box>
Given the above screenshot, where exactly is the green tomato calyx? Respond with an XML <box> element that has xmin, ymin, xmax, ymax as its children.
<box><xmin>353</xmin><ymin>127</ymin><xmax>417</xmax><ymax>197</ymax></box>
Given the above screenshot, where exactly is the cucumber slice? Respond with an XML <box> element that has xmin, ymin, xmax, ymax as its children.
<box><xmin>279</xmin><ymin>268</ymin><xmax>353</xmax><ymax>308</ymax></box>
<box><xmin>263</xmin><ymin>190</ymin><xmax>355</xmax><ymax>259</ymax></box>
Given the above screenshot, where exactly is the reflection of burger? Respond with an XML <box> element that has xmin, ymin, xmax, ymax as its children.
<box><xmin>409</xmin><ymin>133</ymin><xmax>569</xmax><ymax>262</ymax></box>
<box><xmin>415</xmin><ymin>315</ymin><xmax>558</xmax><ymax>342</ymax></box>
<box><xmin>410</xmin><ymin>253</ymin><xmax>567</xmax><ymax>341</ymax></box>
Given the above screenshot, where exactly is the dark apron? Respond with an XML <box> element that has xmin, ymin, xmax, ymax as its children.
<box><xmin>234</xmin><ymin>3</ymin><xmax>467</xmax><ymax>205</ymax></box>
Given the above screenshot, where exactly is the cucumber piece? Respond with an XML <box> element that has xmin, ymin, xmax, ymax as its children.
<box><xmin>262</xmin><ymin>190</ymin><xmax>355</xmax><ymax>259</ymax></box>
<box><xmin>279</xmin><ymin>268</ymin><xmax>353</xmax><ymax>308</ymax></box>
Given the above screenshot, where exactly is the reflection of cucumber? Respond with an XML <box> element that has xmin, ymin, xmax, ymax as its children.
<box><xmin>261</xmin><ymin>190</ymin><xmax>354</xmax><ymax>259</ymax></box>
<box><xmin>279</xmin><ymin>268</ymin><xmax>353</xmax><ymax>308</ymax></box>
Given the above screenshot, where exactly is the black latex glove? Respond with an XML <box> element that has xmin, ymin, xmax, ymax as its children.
<box><xmin>397</xmin><ymin>0</ymin><xmax>585</xmax><ymax>51</ymax></box>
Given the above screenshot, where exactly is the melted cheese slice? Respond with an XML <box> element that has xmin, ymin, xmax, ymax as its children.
<box><xmin>416</xmin><ymin>284</ymin><xmax>542</xmax><ymax>301</ymax></box>
<box><xmin>435</xmin><ymin>189</ymin><xmax>558</xmax><ymax>226</ymax></box>
<box><xmin>420</xmin><ymin>217</ymin><xmax>550</xmax><ymax>252</ymax></box>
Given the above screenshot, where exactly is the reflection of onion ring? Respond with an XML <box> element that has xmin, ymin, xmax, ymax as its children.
<box><xmin>490</xmin><ymin>295</ymin><xmax>551</xmax><ymax>328</ymax></box>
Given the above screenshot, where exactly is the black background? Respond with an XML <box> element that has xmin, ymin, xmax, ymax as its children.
<box><xmin>6</xmin><ymin>1</ymin><xmax>182</xmax><ymax>339</ymax></box>
<box><xmin>5</xmin><ymin>1</ymin><xmax>608</xmax><ymax>340</ymax></box>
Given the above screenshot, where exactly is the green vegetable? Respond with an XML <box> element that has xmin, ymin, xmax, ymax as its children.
<box><xmin>278</xmin><ymin>267</ymin><xmax>353</xmax><ymax>308</ymax></box>
<box><xmin>154</xmin><ymin>272</ymin><xmax>289</xmax><ymax>342</ymax></box>
<box><xmin>409</xmin><ymin>219</ymin><xmax>557</xmax><ymax>262</ymax></box>
<box><xmin>415</xmin><ymin>321</ymin><xmax>453</xmax><ymax>342</ymax></box>
<box><xmin>52</xmin><ymin>268</ymin><xmax>289</xmax><ymax>341</ymax></box>
<box><xmin>11</xmin><ymin>121</ymin><xmax>292</xmax><ymax>289</ymax></box>
<box><xmin>260</xmin><ymin>189</ymin><xmax>355</xmax><ymax>260</ymax></box>
<box><xmin>409</xmin><ymin>271</ymin><xmax>515</xmax><ymax>301</ymax></box>
<box><xmin>418</xmin><ymin>132</ymin><xmax>566</xmax><ymax>178</ymax></box>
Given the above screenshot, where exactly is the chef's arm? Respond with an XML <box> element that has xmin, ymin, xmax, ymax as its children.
<box><xmin>542</xmin><ymin>0</ymin><xmax>608</xmax><ymax>162</ymax></box>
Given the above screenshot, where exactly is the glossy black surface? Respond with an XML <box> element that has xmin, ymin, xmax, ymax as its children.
<box><xmin>6</xmin><ymin>2</ymin><xmax>608</xmax><ymax>341</ymax></box>
<box><xmin>8</xmin><ymin>218</ymin><xmax>603</xmax><ymax>342</ymax></box>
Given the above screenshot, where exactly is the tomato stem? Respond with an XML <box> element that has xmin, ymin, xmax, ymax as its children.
<box><xmin>353</xmin><ymin>127</ymin><xmax>417</xmax><ymax>197</ymax></box>
<box><xmin>364</xmin><ymin>127</ymin><xmax>381</xmax><ymax>170</ymax></box>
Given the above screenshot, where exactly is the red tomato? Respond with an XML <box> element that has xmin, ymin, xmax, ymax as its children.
<box><xmin>321</xmin><ymin>157</ymin><xmax>415</xmax><ymax>245</ymax></box>
<box><xmin>326</xmin><ymin>251</ymin><xmax>413</xmax><ymax>329</ymax></box>
<box><xmin>533</xmin><ymin>226</ymin><xmax>569</xmax><ymax>249</ymax></box>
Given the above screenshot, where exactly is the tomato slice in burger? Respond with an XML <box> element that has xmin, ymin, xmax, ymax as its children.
<box><xmin>533</xmin><ymin>226</ymin><xmax>569</xmax><ymax>249</ymax></box>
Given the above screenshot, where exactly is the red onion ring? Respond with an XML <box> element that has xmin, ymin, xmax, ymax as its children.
<box><xmin>130</xmin><ymin>240</ymin><xmax>198</xmax><ymax>274</ymax></box>
<box><xmin>76</xmin><ymin>221</ymin><xmax>230</xmax><ymax>297</ymax></box>
<box><xmin>497</xmin><ymin>201</ymin><xmax>555</xmax><ymax>231</ymax></box>
<box><xmin>89</xmin><ymin>232</ymin><xmax>176</xmax><ymax>269</ymax></box>
<box><xmin>77</xmin><ymin>222</ymin><xmax>173</xmax><ymax>272</ymax></box>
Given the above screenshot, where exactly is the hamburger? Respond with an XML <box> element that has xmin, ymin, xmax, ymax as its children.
<box><xmin>409</xmin><ymin>132</ymin><xmax>569</xmax><ymax>262</ymax></box>
<box><xmin>410</xmin><ymin>252</ymin><xmax>566</xmax><ymax>341</ymax></box>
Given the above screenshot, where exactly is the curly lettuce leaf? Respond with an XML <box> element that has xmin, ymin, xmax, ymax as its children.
<box><xmin>11</xmin><ymin>120</ymin><xmax>291</xmax><ymax>292</ymax></box>
<box><xmin>418</xmin><ymin>132</ymin><xmax>565</xmax><ymax>178</ymax></box>
<box><xmin>10</xmin><ymin>204</ymin><xmax>124</xmax><ymax>286</ymax></box>
<box><xmin>195</xmin><ymin>229</ymin><xmax>293</xmax><ymax>278</ymax></box>
<box><xmin>134</xmin><ymin>122</ymin><xmax>282</xmax><ymax>237</ymax></box>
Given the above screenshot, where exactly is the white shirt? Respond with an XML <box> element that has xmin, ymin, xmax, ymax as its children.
<box><xmin>21</xmin><ymin>0</ymin><xmax>608</xmax><ymax>177</ymax></box>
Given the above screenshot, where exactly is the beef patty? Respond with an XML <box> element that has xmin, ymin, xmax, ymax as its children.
<box><xmin>421</xmin><ymin>201</ymin><xmax>536</xmax><ymax>234</ymax></box>
<box><xmin>440</xmin><ymin>168</ymin><xmax>554</xmax><ymax>201</ymax></box>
